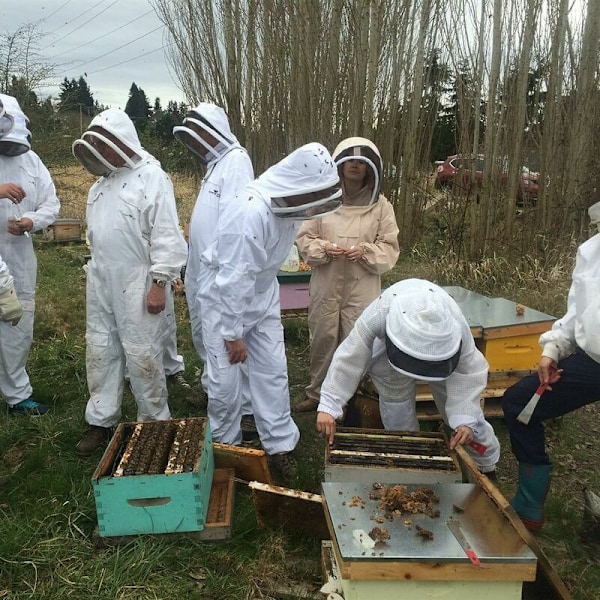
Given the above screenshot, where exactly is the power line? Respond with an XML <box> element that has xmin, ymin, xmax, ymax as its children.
<box><xmin>42</xmin><ymin>0</ymin><xmax>120</xmax><ymax>49</ymax></box>
<box><xmin>86</xmin><ymin>42</ymin><xmax>173</xmax><ymax>75</ymax></box>
<box><xmin>46</xmin><ymin>9</ymin><xmax>156</xmax><ymax>59</ymax></box>
<box><xmin>71</xmin><ymin>25</ymin><xmax>165</xmax><ymax>70</ymax></box>
<box><xmin>41</xmin><ymin>0</ymin><xmax>112</xmax><ymax>38</ymax></box>
<box><xmin>38</xmin><ymin>0</ymin><xmax>76</xmax><ymax>24</ymax></box>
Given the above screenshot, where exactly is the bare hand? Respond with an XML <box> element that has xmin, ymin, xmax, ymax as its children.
<box><xmin>0</xmin><ymin>183</ymin><xmax>26</xmax><ymax>204</ymax></box>
<box><xmin>449</xmin><ymin>425</ymin><xmax>473</xmax><ymax>450</ymax></box>
<box><xmin>172</xmin><ymin>277</ymin><xmax>185</xmax><ymax>295</ymax></box>
<box><xmin>344</xmin><ymin>245</ymin><xmax>365</xmax><ymax>262</ymax></box>
<box><xmin>325</xmin><ymin>243</ymin><xmax>347</xmax><ymax>259</ymax></box>
<box><xmin>317</xmin><ymin>411</ymin><xmax>336</xmax><ymax>445</ymax></box>
<box><xmin>147</xmin><ymin>283</ymin><xmax>166</xmax><ymax>314</ymax></box>
<box><xmin>7</xmin><ymin>217</ymin><xmax>33</xmax><ymax>236</ymax></box>
<box><xmin>537</xmin><ymin>357</ymin><xmax>561</xmax><ymax>390</ymax></box>
<box><xmin>225</xmin><ymin>338</ymin><xmax>247</xmax><ymax>364</ymax></box>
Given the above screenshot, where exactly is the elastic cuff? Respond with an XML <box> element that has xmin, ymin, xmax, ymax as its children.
<box><xmin>541</xmin><ymin>346</ymin><xmax>560</xmax><ymax>363</ymax></box>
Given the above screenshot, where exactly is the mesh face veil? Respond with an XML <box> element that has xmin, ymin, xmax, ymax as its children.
<box><xmin>333</xmin><ymin>138</ymin><xmax>383</xmax><ymax>204</ymax></box>
<box><xmin>72</xmin><ymin>129</ymin><xmax>138</xmax><ymax>176</ymax></box>
<box><xmin>173</xmin><ymin>112</ymin><xmax>234</xmax><ymax>164</ymax></box>
<box><xmin>271</xmin><ymin>184</ymin><xmax>343</xmax><ymax>220</ymax></box>
<box><xmin>0</xmin><ymin>99</ymin><xmax>15</xmax><ymax>139</ymax></box>
<box><xmin>0</xmin><ymin>94</ymin><xmax>31</xmax><ymax>155</ymax></box>
<box><xmin>385</xmin><ymin>289</ymin><xmax>463</xmax><ymax>381</ymax></box>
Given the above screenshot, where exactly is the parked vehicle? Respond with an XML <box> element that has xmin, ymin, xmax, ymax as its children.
<box><xmin>435</xmin><ymin>154</ymin><xmax>539</xmax><ymax>201</ymax></box>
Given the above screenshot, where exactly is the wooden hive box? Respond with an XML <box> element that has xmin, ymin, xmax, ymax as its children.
<box><xmin>92</xmin><ymin>417</ymin><xmax>214</xmax><ymax>538</ymax></box>
<box><xmin>45</xmin><ymin>218</ymin><xmax>83</xmax><ymax>242</ymax></box>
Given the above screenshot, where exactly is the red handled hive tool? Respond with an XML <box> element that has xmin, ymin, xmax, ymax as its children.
<box><xmin>447</xmin><ymin>517</ymin><xmax>481</xmax><ymax>567</ymax></box>
<box><xmin>516</xmin><ymin>366</ymin><xmax>558</xmax><ymax>425</ymax></box>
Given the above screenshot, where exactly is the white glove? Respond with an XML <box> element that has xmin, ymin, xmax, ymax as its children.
<box><xmin>0</xmin><ymin>285</ymin><xmax>23</xmax><ymax>325</ymax></box>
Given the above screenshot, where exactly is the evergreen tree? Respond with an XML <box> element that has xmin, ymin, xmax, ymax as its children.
<box><xmin>124</xmin><ymin>82</ymin><xmax>151</xmax><ymax>128</ymax></box>
<box><xmin>57</xmin><ymin>76</ymin><xmax>94</xmax><ymax>114</ymax></box>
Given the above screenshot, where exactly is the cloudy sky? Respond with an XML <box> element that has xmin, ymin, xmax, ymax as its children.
<box><xmin>1</xmin><ymin>0</ymin><xmax>186</xmax><ymax>109</ymax></box>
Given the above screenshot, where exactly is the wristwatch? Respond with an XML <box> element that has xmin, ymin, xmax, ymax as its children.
<box><xmin>152</xmin><ymin>279</ymin><xmax>168</xmax><ymax>288</ymax></box>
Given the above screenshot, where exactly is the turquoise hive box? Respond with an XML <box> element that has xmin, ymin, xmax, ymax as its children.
<box><xmin>92</xmin><ymin>417</ymin><xmax>214</xmax><ymax>538</ymax></box>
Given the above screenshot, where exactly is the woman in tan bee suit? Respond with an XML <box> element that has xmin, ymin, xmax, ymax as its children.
<box><xmin>294</xmin><ymin>137</ymin><xmax>400</xmax><ymax>412</ymax></box>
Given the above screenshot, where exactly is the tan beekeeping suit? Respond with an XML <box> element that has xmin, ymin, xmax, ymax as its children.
<box><xmin>295</xmin><ymin>137</ymin><xmax>400</xmax><ymax>406</ymax></box>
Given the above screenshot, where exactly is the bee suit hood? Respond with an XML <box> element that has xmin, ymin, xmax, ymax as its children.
<box><xmin>0</xmin><ymin>94</ymin><xmax>31</xmax><ymax>156</ymax></box>
<box><xmin>173</xmin><ymin>102</ymin><xmax>239</xmax><ymax>165</ymax></box>
<box><xmin>72</xmin><ymin>108</ymin><xmax>146</xmax><ymax>176</ymax></box>
<box><xmin>250</xmin><ymin>142</ymin><xmax>342</xmax><ymax>220</ymax></box>
<box><xmin>332</xmin><ymin>136</ymin><xmax>383</xmax><ymax>205</ymax></box>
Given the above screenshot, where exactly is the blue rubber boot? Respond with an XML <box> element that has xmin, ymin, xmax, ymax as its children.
<box><xmin>510</xmin><ymin>463</ymin><xmax>553</xmax><ymax>531</ymax></box>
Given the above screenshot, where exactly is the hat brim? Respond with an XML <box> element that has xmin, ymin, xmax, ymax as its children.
<box><xmin>385</xmin><ymin>334</ymin><xmax>462</xmax><ymax>381</ymax></box>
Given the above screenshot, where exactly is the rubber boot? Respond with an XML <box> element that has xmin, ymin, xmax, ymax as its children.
<box><xmin>510</xmin><ymin>463</ymin><xmax>553</xmax><ymax>531</ymax></box>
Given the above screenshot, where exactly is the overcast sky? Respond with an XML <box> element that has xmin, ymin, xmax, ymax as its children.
<box><xmin>1</xmin><ymin>0</ymin><xmax>186</xmax><ymax>109</ymax></box>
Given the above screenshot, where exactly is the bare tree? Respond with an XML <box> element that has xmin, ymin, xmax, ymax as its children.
<box><xmin>0</xmin><ymin>23</ymin><xmax>54</xmax><ymax>99</ymax></box>
<box><xmin>153</xmin><ymin>0</ymin><xmax>599</xmax><ymax>257</ymax></box>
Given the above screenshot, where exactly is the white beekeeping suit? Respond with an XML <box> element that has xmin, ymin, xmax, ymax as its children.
<box><xmin>0</xmin><ymin>94</ymin><xmax>60</xmax><ymax>413</ymax></box>
<box><xmin>173</xmin><ymin>104</ymin><xmax>254</xmax><ymax>393</ymax></box>
<box><xmin>318</xmin><ymin>279</ymin><xmax>500</xmax><ymax>472</ymax></box>
<box><xmin>210</xmin><ymin>143</ymin><xmax>342</xmax><ymax>459</ymax></box>
<box><xmin>72</xmin><ymin>109</ymin><xmax>187</xmax><ymax>453</ymax></box>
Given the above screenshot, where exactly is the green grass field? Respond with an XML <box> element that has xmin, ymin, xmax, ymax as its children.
<box><xmin>0</xmin><ymin>241</ymin><xmax>598</xmax><ymax>599</ymax></box>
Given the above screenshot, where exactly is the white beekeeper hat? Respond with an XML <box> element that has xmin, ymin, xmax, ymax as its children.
<box><xmin>385</xmin><ymin>289</ymin><xmax>462</xmax><ymax>381</ymax></box>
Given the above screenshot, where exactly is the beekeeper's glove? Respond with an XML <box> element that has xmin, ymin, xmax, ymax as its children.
<box><xmin>0</xmin><ymin>285</ymin><xmax>23</xmax><ymax>325</ymax></box>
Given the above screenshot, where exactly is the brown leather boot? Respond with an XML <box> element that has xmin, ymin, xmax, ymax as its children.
<box><xmin>76</xmin><ymin>425</ymin><xmax>112</xmax><ymax>457</ymax></box>
<box><xmin>293</xmin><ymin>398</ymin><xmax>319</xmax><ymax>413</ymax></box>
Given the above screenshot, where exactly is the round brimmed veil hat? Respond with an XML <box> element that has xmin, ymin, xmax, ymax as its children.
<box><xmin>385</xmin><ymin>288</ymin><xmax>462</xmax><ymax>381</ymax></box>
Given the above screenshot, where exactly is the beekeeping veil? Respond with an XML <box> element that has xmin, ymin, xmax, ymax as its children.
<box><xmin>251</xmin><ymin>143</ymin><xmax>342</xmax><ymax>220</ymax></box>
<box><xmin>0</xmin><ymin>94</ymin><xmax>31</xmax><ymax>156</ymax></box>
<box><xmin>72</xmin><ymin>108</ymin><xmax>143</xmax><ymax>176</ymax></box>
<box><xmin>173</xmin><ymin>103</ymin><xmax>238</xmax><ymax>164</ymax></box>
<box><xmin>385</xmin><ymin>286</ymin><xmax>462</xmax><ymax>381</ymax></box>
<box><xmin>332</xmin><ymin>137</ymin><xmax>383</xmax><ymax>205</ymax></box>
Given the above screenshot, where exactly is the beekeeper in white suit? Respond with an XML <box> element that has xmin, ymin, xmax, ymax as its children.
<box><xmin>0</xmin><ymin>97</ymin><xmax>25</xmax><ymax>329</ymax></box>
<box><xmin>316</xmin><ymin>278</ymin><xmax>500</xmax><ymax>474</ymax></box>
<box><xmin>0</xmin><ymin>94</ymin><xmax>60</xmax><ymax>416</ymax></box>
<box><xmin>173</xmin><ymin>104</ymin><xmax>254</xmax><ymax>405</ymax></box>
<box><xmin>213</xmin><ymin>142</ymin><xmax>342</xmax><ymax>482</ymax></box>
<box><xmin>72</xmin><ymin>108</ymin><xmax>187</xmax><ymax>457</ymax></box>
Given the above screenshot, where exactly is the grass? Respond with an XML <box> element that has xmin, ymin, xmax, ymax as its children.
<box><xmin>0</xmin><ymin>181</ymin><xmax>598</xmax><ymax>597</ymax></box>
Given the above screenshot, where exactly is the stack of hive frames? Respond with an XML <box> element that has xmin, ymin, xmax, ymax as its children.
<box><xmin>324</xmin><ymin>427</ymin><xmax>462</xmax><ymax>484</ymax></box>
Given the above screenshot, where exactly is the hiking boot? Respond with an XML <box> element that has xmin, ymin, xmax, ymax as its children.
<box><xmin>241</xmin><ymin>414</ymin><xmax>259</xmax><ymax>441</ymax></box>
<box><xmin>268</xmin><ymin>451</ymin><xmax>298</xmax><ymax>487</ymax></box>
<box><xmin>76</xmin><ymin>426</ymin><xmax>112</xmax><ymax>457</ymax></box>
<box><xmin>9</xmin><ymin>398</ymin><xmax>49</xmax><ymax>416</ymax></box>
<box><xmin>292</xmin><ymin>397</ymin><xmax>319</xmax><ymax>413</ymax></box>
<box><xmin>168</xmin><ymin>372</ymin><xmax>191</xmax><ymax>389</ymax></box>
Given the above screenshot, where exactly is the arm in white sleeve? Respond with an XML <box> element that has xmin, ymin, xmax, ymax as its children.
<box><xmin>22</xmin><ymin>155</ymin><xmax>60</xmax><ymax>230</ymax></box>
<box><xmin>144</xmin><ymin>170</ymin><xmax>188</xmax><ymax>281</ymax></box>
<box><xmin>443</xmin><ymin>309</ymin><xmax>489</xmax><ymax>432</ymax></box>
<box><xmin>217</xmin><ymin>149</ymin><xmax>254</xmax><ymax>204</ymax></box>
<box><xmin>0</xmin><ymin>255</ymin><xmax>14</xmax><ymax>293</ymax></box>
<box><xmin>318</xmin><ymin>296</ymin><xmax>389</xmax><ymax>418</ymax></box>
<box><xmin>216</xmin><ymin>201</ymin><xmax>265</xmax><ymax>340</ymax></box>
